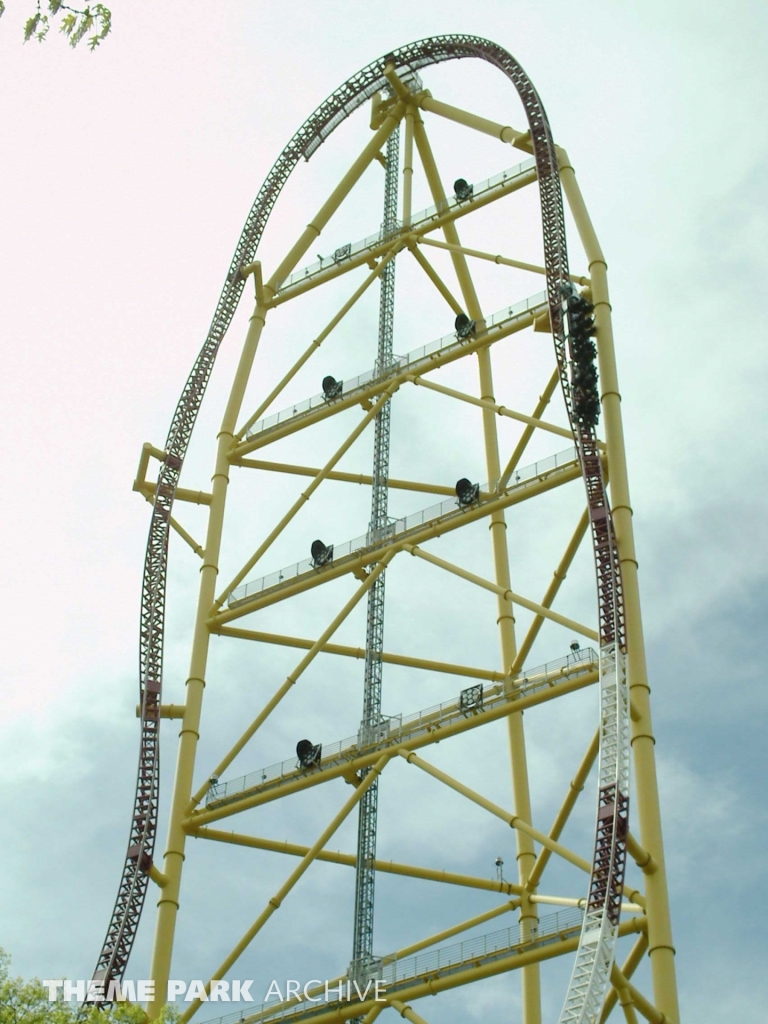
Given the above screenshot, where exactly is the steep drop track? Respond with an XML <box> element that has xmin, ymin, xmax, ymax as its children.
<box><xmin>91</xmin><ymin>35</ymin><xmax>628</xmax><ymax>1023</ymax></box>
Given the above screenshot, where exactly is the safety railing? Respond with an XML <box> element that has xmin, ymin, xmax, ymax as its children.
<box><xmin>205</xmin><ymin>647</ymin><xmax>597</xmax><ymax>809</ymax></box>
<box><xmin>228</xmin><ymin>442</ymin><xmax>575</xmax><ymax>609</ymax></box>
<box><xmin>244</xmin><ymin>290</ymin><xmax>547</xmax><ymax>440</ymax></box>
<box><xmin>275</xmin><ymin>158</ymin><xmax>537</xmax><ymax>295</ymax></box>
<box><xmin>198</xmin><ymin>906</ymin><xmax>584</xmax><ymax>1024</ymax></box>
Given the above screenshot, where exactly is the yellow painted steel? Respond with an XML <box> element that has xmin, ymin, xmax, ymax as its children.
<box><xmin>405</xmin><ymin>544</ymin><xmax>599</xmax><ymax>642</ymax></box>
<box><xmin>499</xmin><ymin>367</ymin><xmax>561</xmax><ymax>488</ymax></box>
<box><xmin>188</xmin><ymin>554</ymin><xmax>393</xmax><ymax>813</ymax></box>
<box><xmin>137</xmin><ymin>67</ymin><xmax>678</xmax><ymax>1024</ymax></box>
<box><xmin>212</xmin><ymin>624</ymin><xmax>507</xmax><ymax>681</ymax></box>
<box><xmin>237</xmin><ymin>249</ymin><xmax>397</xmax><ymax>440</ymax></box>
<box><xmin>399</xmin><ymin>749</ymin><xmax>593</xmax><ymax>875</ymax></box>
<box><xmin>408</xmin><ymin>243</ymin><xmax>464</xmax><ymax>314</ymax></box>
<box><xmin>232</xmin><ymin>457</ymin><xmax>456</xmax><ymax>497</ymax></box>
<box><xmin>418</xmin><ymin>234</ymin><xmax>590</xmax><ymax>286</ymax></box>
<box><xmin>216</xmin><ymin>386</ymin><xmax>396</xmax><ymax>608</ymax></box>
<box><xmin>419</xmin><ymin>92</ymin><xmax>529</xmax><ymax>150</ymax></box>
<box><xmin>600</xmin><ymin>934</ymin><xmax>650</xmax><ymax>1023</ymax></box>
<box><xmin>263</xmin><ymin>108</ymin><xmax>404</xmax><ymax>299</ymax></box>
<box><xmin>402</xmin><ymin>105</ymin><xmax>415</xmax><ymax>226</ymax></box>
<box><xmin>186</xmin><ymin>668</ymin><xmax>598</xmax><ymax>827</ymax></box>
<box><xmin>254</xmin><ymin>918</ymin><xmax>646</xmax><ymax>1024</ymax></box>
<box><xmin>209</xmin><ymin>460</ymin><xmax>583</xmax><ymax>626</ymax></box>
<box><xmin>559</xmin><ymin>148</ymin><xmax>679</xmax><ymax>1022</ymax></box>
<box><xmin>411</xmin><ymin>111</ymin><xmax>541</xmax><ymax>1023</ymax></box>
<box><xmin>406</xmin><ymin>372</ymin><xmax>577</xmax><ymax>443</ymax></box>
<box><xmin>179</xmin><ymin>755</ymin><xmax>391</xmax><ymax>1022</ymax></box>
<box><xmin>230</xmin><ymin>294</ymin><xmax>545</xmax><ymax>458</ymax></box>
<box><xmin>190</xmin><ymin>827</ymin><xmax>523</xmax><ymax>895</ymax></box>
<box><xmin>389</xmin><ymin>998</ymin><xmax>431</xmax><ymax>1024</ymax></box>
<box><xmin>147</xmin><ymin>301</ymin><xmax>268</xmax><ymax>1017</ymax></box>
<box><xmin>140</xmin><ymin>492</ymin><xmax>204</xmax><ymax>558</ymax></box>
<box><xmin>269</xmin><ymin>164</ymin><xmax>538</xmax><ymax>309</ymax></box>
<box><xmin>510</xmin><ymin>509</ymin><xmax>591</xmax><ymax>676</ymax></box>
<box><xmin>527</xmin><ymin>730</ymin><xmax>599</xmax><ymax>889</ymax></box>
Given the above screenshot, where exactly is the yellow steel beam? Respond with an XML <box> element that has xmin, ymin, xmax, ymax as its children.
<box><xmin>611</xmin><ymin>965</ymin><xmax>664</xmax><ymax>1024</ymax></box>
<box><xmin>499</xmin><ymin>367</ymin><xmax>561</xmax><ymax>489</ymax></box>
<box><xmin>405</xmin><ymin>544</ymin><xmax>599</xmax><ymax>643</ymax></box>
<box><xmin>268</xmin><ymin>918</ymin><xmax>645</xmax><ymax>1024</ymax></box>
<box><xmin>412</xmin><ymin>108</ymin><xmax>541</xmax><ymax>1023</ymax></box>
<box><xmin>240</xmin><ymin>260</ymin><xmax>266</xmax><ymax>306</ymax></box>
<box><xmin>510</xmin><ymin>509</ymin><xmax>591</xmax><ymax>677</ymax></box>
<box><xmin>527</xmin><ymin>730</ymin><xmax>599</xmax><ymax>890</ymax></box>
<box><xmin>402</xmin><ymin>105</ymin><xmax>415</xmax><ymax>226</ymax></box>
<box><xmin>236</xmin><ymin>248</ymin><xmax>397</xmax><ymax>440</ymax></box>
<box><xmin>190</xmin><ymin>827</ymin><xmax>523</xmax><ymax>896</ymax></box>
<box><xmin>213</xmin><ymin>624</ymin><xmax>505</xmax><ymax>682</ymax></box>
<box><xmin>408</xmin><ymin>243</ymin><xmax>464</xmax><ymax>315</ymax></box>
<box><xmin>230</xmin><ymin>295</ymin><xmax>543</xmax><ymax>458</ymax></box>
<box><xmin>559</xmin><ymin>147</ymin><xmax>679</xmax><ymax>1021</ymax></box>
<box><xmin>188</xmin><ymin>554</ymin><xmax>393</xmax><ymax>812</ymax></box>
<box><xmin>215</xmin><ymin>385</ymin><xmax>396</xmax><ymax>609</ymax></box>
<box><xmin>211</xmin><ymin>459</ymin><xmax>582</xmax><ymax>626</ymax></box>
<box><xmin>147</xmin><ymin>298</ymin><xmax>269</xmax><ymax>1017</ymax></box>
<box><xmin>141</xmin><ymin>493</ymin><xmax>203</xmax><ymax>559</ymax></box>
<box><xmin>179</xmin><ymin>754</ymin><xmax>391</xmax><ymax>1022</ymax></box>
<box><xmin>383</xmin><ymin>62</ymin><xmax>412</xmax><ymax>100</ymax></box>
<box><xmin>385</xmin><ymin>902</ymin><xmax>519</xmax><ymax>961</ymax></box>
<box><xmin>420</xmin><ymin>92</ymin><xmax>529</xmax><ymax>150</ymax></box>
<box><xmin>406</xmin><ymin>373</ymin><xmax>575</xmax><ymax>444</ymax></box>
<box><xmin>270</xmin><ymin>166</ymin><xmax>538</xmax><ymax>309</ymax></box>
<box><xmin>399</xmin><ymin>750</ymin><xmax>592</xmax><ymax>875</ymax></box>
<box><xmin>600</xmin><ymin>934</ymin><xmax>649</xmax><ymax>1024</ymax></box>
<box><xmin>389</xmin><ymin>999</ymin><xmax>431</xmax><ymax>1024</ymax></box>
<box><xmin>531</xmin><ymin>894</ymin><xmax>643</xmax><ymax>914</ymax></box>
<box><xmin>135</xmin><ymin>704</ymin><xmax>185</xmax><ymax>720</ymax></box>
<box><xmin>418</xmin><ymin>235</ymin><xmax>589</xmax><ymax>286</ymax></box>
<box><xmin>231</xmin><ymin>457</ymin><xmax>455</xmax><ymax>497</ymax></box>
<box><xmin>133</xmin><ymin>441</ymin><xmax>165</xmax><ymax>492</ymax></box>
<box><xmin>627</xmin><ymin>831</ymin><xmax>658</xmax><ymax>874</ymax></box>
<box><xmin>263</xmin><ymin>105</ymin><xmax>404</xmax><ymax>299</ymax></box>
<box><xmin>187</xmin><ymin>668</ymin><xmax>598</xmax><ymax>826</ymax></box>
<box><xmin>137</xmin><ymin>481</ymin><xmax>213</xmax><ymax>506</ymax></box>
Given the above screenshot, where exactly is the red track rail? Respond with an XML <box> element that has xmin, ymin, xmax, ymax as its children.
<box><xmin>90</xmin><ymin>33</ymin><xmax>626</xmax><ymax>1004</ymax></box>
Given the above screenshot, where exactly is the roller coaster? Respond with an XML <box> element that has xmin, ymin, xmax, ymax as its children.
<box><xmin>89</xmin><ymin>35</ymin><xmax>680</xmax><ymax>1024</ymax></box>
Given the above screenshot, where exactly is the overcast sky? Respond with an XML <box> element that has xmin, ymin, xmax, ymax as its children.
<box><xmin>1</xmin><ymin>3</ymin><xmax>767</xmax><ymax>1023</ymax></box>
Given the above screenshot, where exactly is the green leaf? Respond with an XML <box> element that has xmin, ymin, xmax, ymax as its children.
<box><xmin>48</xmin><ymin>0</ymin><xmax>63</xmax><ymax>13</ymax></box>
<box><xmin>23</xmin><ymin>13</ymin><xmax>41</xmax><ymax>42</ymax></box>
<box><xmin>59</xmin><ymin>11</ymin><xmax>77</xmax><ymax>36</ymax></box>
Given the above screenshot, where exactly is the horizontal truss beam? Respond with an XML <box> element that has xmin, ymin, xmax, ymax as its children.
<box><xmin>188</xmin><ymin>556</ymin><xmax>393</xmax><ymax>812</ymax></box>
<box><xmin>212</xmin><ymin>625</ymin><xmax>505</xmax><ymax>682</ymax></box>
<box><xmin>231</xmin><ymin>457</ymin><xmax>455</xmax><ymax>497</ymax></box>
<box><xmin>405</xmin><ymin>544</ymin><xmax>599</xmax><ymax>643</ymax></box>
<box><xmin>230</xmin><ymin>918</ymin><xmax>645</xmax><ymax>1024</ymax></box>
<box><xmin>186</xmin><ymin>668</ymin><xmax>598</xmax><ymax>825</ymax></box>
<box><xmin>418</xmin><ymin>235</ymin><xmax>589</xmax><ymax>286</ymax></box>
<box><xmin>406</xmin><ymin>373</ymin><xmax>576</xmax><ymax>445</ymax></box>
<box><xmin>211</xmin><ymin>458</ymin><xmax>582</xmax><ymax>625</ymax></box>
<box><xmin>189</xmin><ymin>828</ymin><xmax>523</xmax><ymax>896</ymax></box>
<box><xmin>180</xmin><ymin>754</ymin><xmax>391</xmax><ymax>1022</ymax></box>
<box><xmin>399</xmin><ymin>750</ymin><xmax>591</xmax><ymax>875</ymax></box>
<box><xmin>231</xmin><ymin>297</ymin><xmax>544</xmax><ymax>458</ymax></box>
<box><xmin>269</xmin><ymin>164</ymin><xmax>537</xmax><ymax>309</ymax></box>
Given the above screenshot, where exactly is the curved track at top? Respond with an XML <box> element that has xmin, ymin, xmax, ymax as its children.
<box><xmin>92</xmin><ymin>34</ymin><xmax>628</xmax><ymax>1023</ymax></box>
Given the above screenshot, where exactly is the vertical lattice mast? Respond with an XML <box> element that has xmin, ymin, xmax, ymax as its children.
<box><xmin>351</xmin><ymin>125</ymin><xmax>400</xmax><ymax>977</ymax></box>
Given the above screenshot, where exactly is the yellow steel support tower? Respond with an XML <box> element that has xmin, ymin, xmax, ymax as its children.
<box><xmin>91</xmin><ymin>35</ymin><xmax>679</xmax><ymax>1024</ymax></box>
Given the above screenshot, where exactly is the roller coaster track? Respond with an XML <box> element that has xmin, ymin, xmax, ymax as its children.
<box><xmin>90</xmin><ymin>35</ymin><xmax>629</xmax><ymax>1024</ymax></box>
